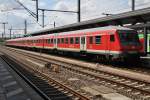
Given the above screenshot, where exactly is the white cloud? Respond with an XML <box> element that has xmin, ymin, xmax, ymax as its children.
<box><xmin>0</xmin><ymin>0</ymin><xmax>150</xmax><ymax>37</ymax></box>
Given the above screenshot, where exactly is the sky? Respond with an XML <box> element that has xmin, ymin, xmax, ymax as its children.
<box><xmin>0</xmin><ymin>0</ymin><xmax>150</xmax><ymax>37</ymax></box>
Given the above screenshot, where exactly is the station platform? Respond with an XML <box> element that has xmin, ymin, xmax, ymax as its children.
<box><xmin>0</xmin><ymin>54</ymin><xmax>44</xmax><ymax>100</ymax></box>
<box><xmin>140</xmin><ymin>54</ymin><xmax>150</xmax><ymax>67</ymax></box>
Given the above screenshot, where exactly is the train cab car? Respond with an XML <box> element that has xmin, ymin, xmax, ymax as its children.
<box><xmin>5</xmin><ymin>26</ymin><xmax>142</xmax><ymax>61</ymax></box>
<box><xmin>81</xmin><ymin>26</ymin><xmax>142</xmax><ymax>61</ymax></box>
<box><xmin>116</xmin><ymin>30</ymin><xmax>142</xmax><ymax>61</ymax></box>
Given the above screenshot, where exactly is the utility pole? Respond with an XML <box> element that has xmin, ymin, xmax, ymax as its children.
<box><xmin>8</xmin><ymin>26</ymin><xmax>12</xmax><ymax>39</ymax></box>
<box><xmin>42</xmin><ymin>10</ymin><xmax>45</xmax><ymax>28</ymax></box>
<box><xmin>24</xmin><ymin>20</ymin><xmax>27</xmax><ymax>34</ymax></box>
<box><xmin>78</xmin><ymin>0</ymin><xmax>81</xmax><ymax>22</ymax></box>
<box><xmin>36</xmin><ymin>0</ymin><xmax>39</xmax><ymax>21</ymax></box>
<box><xmin>54</xmin><ymin>21</ymin><xmax>56</xmax><ymax>28</ymax></box>
<box><xmin>0</xmin><ymin>22</ymin><xmax>8</xmax><ymax>39</ymax></box>
<box><xmin>33</xmin><ymin>0</ymin><xmax>81</xmax><ymax>28</ymax></box>
<box><xmin>31</xmin><ymin>0</ymin><xmax>39</xmax><ymax>21</ymax></box>
<box><xmin>132</xmin><ymin>0</ymin><xmax>135</xmax><ymax>11</ymax></box>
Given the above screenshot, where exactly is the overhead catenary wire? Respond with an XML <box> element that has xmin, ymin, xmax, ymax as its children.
<box><xmin>14</xmin><ymin>0</ymin><xmax>37</xmax><ymax>19</ymax></box>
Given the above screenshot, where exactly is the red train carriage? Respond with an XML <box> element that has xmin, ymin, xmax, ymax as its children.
<box><xmin>6</xmin><ymin>26</ymin><xmax>142</xmax><ymax>61</ymax></box>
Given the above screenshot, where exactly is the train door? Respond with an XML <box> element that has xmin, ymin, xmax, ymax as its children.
<box><xmin>106</xmin><ymin>33</ymin><xmax>115</xmax><ymax>59</ymax></box>
<box><xmin>80</xmin><ymin>36</ymin><xmax>86</xmax><ymax>51</ymax></box>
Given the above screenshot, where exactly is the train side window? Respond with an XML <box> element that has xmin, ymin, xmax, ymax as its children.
<box><xmin>110</xmin><ymin>35</ymin><xmax>115</xmax><ymax>42</ymax></box>
<box><xmin>70</xmin><ymin>38</ymin><xmax>74</xmax><ymax>44</ymax></box>
<box><xmin>58</xmin><ymin>39</ymin><xmax>60</xmax><ymax>44</ymax></box>
<box><xmin>75</xmin><ymin>37</ymin><xmax>79</xmax><ymax>44</ymax></box>
<box><xmin>48</xmin><ymin>39</ymin><xmax>51</xmax><ymax>44</ymax></box>
<box><xmin>89</xmin><ymin>36</ymin><xmax>93</xmax><ymax>44</ymax></box>
<box><xmin>65</xmin><ymin>38</ymin><xmax>68</xmax><ymax>44</ymax></box>
<box><xmin>51</xmin><ymin>39</ymin><xmax>53</xmax><ymax>43</ymax></box>
<box><xmin>95</xmin><ymin>36</ymin><xmax>101</xmax><ymax>44</ymax></box>
<box><xmin>81</xmin><ymin>37</ymin><xmax>85</xmax><ymax>44</ymax></box>
<box><xmin>61</xmin><ymin>38</ymin><xmax>64</xmax><ymax>43</ymax></box>
<box><xmin>54</xmin><ymin>39</ymin><xmax>56</xmax><ymax>44</ymax></box>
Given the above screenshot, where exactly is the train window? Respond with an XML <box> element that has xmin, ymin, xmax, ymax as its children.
<box><xmin>89</xmin><ymin>37</ymin><xmax>93</xmax><ymax>44</ymax></box>
<box><xmin>95</xmin><ymin>36</ymin><xmax>101</xmax><ymax>44</ymax></box>
<box><xmin>75</xmin><ymin>37</ymin><xmax>79</xmax><ymax>44</ymax></box>
<box><xmin>110</xmin><ymin>35</ymin><xmax>115</xmax><ymax>42</ymax></box>
<box><xmin>118</xmin><ymin>31</ymin><xmax>140</xmax><ymax>46</ymax></box>
<box><xmin>70</xmin><ymin>38</ymin><xmax>74</xmax><ymax>44</ymax></box>
<box><xmin>57</xmin><ymin>39</ymin><xmax>60</xmax><ymax>44</ymax></box>
<box><xmin>51</xmin><ymin>39</ymin><xmax>53</xmax><ymax>43</ymax></box>
<box><xmin>81</xmin><ymin>37</ymin><xmax>85</xmax><ymax>44</ymax></box>
<box><xmin>48</xmin><ymin>39</ymin><xmax>51</xmax><ymax>44</ymax></box>
<box><xmin>54</xmin><ymin>39</ymin><xmax>56</xmax><ymax>44</ymax></box>
<box><xmin>65</xmin><ymin>38</ymin><xmax>68</xmax><ymax>44</ymax></box>
<box><xmin>61</xmin><ymin>38</ymin><xmax>64</xmax><ymax>43</ymax></box>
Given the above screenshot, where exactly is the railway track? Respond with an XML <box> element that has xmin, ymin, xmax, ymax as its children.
<box><xmin>0</xmin><ymin>52</ymin><xmax>89</xmax><ymax>100</ymax></box>
<box><xmin>1</xmin><ymin>46</ymin><xmax>150</xmax><ymax>99</ymax></box>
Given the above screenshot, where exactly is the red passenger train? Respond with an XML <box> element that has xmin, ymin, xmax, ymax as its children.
<box><xmin>6</xmin><ymin>26</ymin><xmax>142</xmax><ymax>61</ymax></box>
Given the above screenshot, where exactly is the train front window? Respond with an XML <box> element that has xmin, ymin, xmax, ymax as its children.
<box><xmin>118</xmin><ymin>31</ymin><xmax>140</xmax><ymax>46</ymax></box>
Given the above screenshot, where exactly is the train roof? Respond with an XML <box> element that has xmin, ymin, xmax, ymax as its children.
<box><xmin>30</xmin><ymin>25</ymin><xmax>133</xmax><ymax>35</ymax></box>
<box><xmin>56</xmin><ymin>26</ymin><xmax>134</xmax><ymax>35</ymax></box>
<box><xmin>7</xmin><ymin>26</ymin><xmax>134</xmax><ymax>41</ymax></box>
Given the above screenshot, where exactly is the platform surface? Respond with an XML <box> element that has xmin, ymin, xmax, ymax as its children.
<box><xmin>0</xmin><ymin>56</ymin><xmax>44</xmax><ymax>100</ymax></box>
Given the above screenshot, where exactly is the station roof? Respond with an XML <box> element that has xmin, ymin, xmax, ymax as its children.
<box><xmin>29</xmin><ymin>7</ymin><xmax>150</xmax><ymax>36</ymax></box>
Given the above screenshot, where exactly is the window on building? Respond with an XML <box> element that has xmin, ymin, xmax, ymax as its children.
<box><xmin>95</xmin><ymin>36</ymin><xmax>101</xmax><ymax>44</ymax></box>
<box><xmin>110</xmin><ymin>35</ymin><xmax>115</xmax><ymax>42</ymax></box>
<box><xmin>75</xmin><ymin>37</ymin><xmax>79</xmax><ymax>44</ymax></box>
<box><xmin>89</xmin><ymin>36</ymin><xmax>93</xmax><ymax>44</ymax></box>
